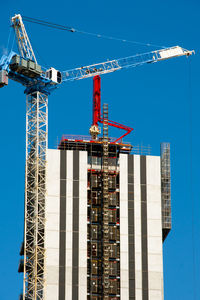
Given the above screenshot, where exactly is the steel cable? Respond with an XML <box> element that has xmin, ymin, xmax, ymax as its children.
<box><xmin>22</xmin><ymin>15</ymin><xmax>167</xmax><ymax>49</ymax></box>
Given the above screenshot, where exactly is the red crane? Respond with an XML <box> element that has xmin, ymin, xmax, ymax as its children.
<box><xmin>90</xmin><ymin>75</ymin><xmax>133</xmax><ymax>142</ymax></box>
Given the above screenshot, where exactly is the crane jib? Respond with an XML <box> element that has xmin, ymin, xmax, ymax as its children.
<box><xmin>0</xmin><ymin>14</ymin><xmax>194</xmax><ymax>92</ymax></box>
<box><xmin>62</xmin><ymin>46</ymin><xmax>194</xmax><ymax>83</ymax></box>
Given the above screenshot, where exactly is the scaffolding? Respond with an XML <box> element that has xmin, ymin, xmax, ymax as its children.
<box><xmin>86</xmin><ymin>104</ymin><xmax>120</xmax><ymax>300</ymax></box>
<box><xmin>102</xmin><ymin>104</ymin><xmax>110</xmax><ymax>299</ymax></box>
<box><xmin>88</xmin><ymin>165</ymin><xmax>103</xmax><ymax>298</ymax></box>
<box><xmin>58</xmin><ymin>135</ymin><xmax>152</xmax><ymax>156</ymax></box>
<box><xmin>161</xmin><ymin>142</ymin><xmax>171</xmax><ymax>241</ymax></box>
<box><xmin>57</xmin><ymin>108</ymin><xmax>135</xmax><ymax>299</ymax></box>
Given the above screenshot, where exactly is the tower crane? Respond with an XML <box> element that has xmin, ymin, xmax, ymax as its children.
<box><xmin>0</xmin><ymin>14</ymin><xmax>194</xmax><ymax>300</ymax></box>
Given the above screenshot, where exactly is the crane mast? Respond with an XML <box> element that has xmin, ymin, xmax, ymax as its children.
<box><xmin>11</xmin><ymin>14</ymin><xmax>47</xmax><ymax>300</ymax></box>
<box><xmin>0</xmin><ymin>14</ymin><xmax>194</xmax><ymax>300</ymax></box>
<box><xmin>24</xmin><ymin>91</ymin><xmax>47</xmax><ymax>300</ymax></box>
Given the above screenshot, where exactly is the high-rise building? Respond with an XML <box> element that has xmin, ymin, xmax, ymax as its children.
<box><xmin>35</xmin><ymin>136</ymin><xmax>171</xmax><ymax>300</ymax></box>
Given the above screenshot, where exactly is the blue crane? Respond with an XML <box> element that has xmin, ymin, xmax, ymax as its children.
<box><xmin>0</xmin><ymin>14</ymin><xmax>194</xmax><ymax>94</ymax></box>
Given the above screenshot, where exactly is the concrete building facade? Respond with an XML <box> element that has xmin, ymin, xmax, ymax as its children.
<box><xmin>43</xmin><ymin>139</ymin><xmax>171</xmax><ymax>300</ymax></box>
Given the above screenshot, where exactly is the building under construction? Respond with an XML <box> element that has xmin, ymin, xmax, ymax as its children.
<box><xmin>0</xmin><ymin>13</ymin><xmax>188</xmax><ymax>300</ymax></box>
<box><xmin>36</xmin><ymin>136</ymin><xmax>171</xmax><ymax>300</ymax></box>
<box><xmin>16</xmin><ymin>76</ymin><xmax>172</xmax><ymax>300</ymax></box>
<box><xmin>18</xmin><ymin>97</ymin><xmax>171</xmax><ymax>300</ymax></box>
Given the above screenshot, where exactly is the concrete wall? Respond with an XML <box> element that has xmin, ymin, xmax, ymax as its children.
<box><xmin>119</xmin><ymin>154</ymin><xmax>129</xmax><ymax>299</ymax></box>
<box><xmin>119</xmin><ymin>154</ymin><xmax>163</xmax><ymax>300</ymax></box>
<box><xmin>45</xmin><ymin>149</ymin><xmax>60</xmax><ymax>300</ymax></box>
<box><xmin>44</xmin><ymin>149</ymin><xmax>88</xmax><ymax>300</ymax></box>
<box><xmin>45</xmin><ymin>150</ymin><xmax>163</xmax><ymax>300</ymax></box>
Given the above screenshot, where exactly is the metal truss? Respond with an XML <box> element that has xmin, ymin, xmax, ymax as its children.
<box><xmin>160</xmin><ymin>142</ymin><xmax>171</xmax><ymax>241</ymax></box>
<box><xmin>102</xmin><ymin>103</ymin><xmax>110</xmax><ymax>299</ymax></box>
<box><xmin>62</xmin><ymin>46</ymin><xmax>194</xmax><ymax>82</ymax></box>
<box><xmin>23</xmin><ymin>91</ymin><xmax>47</xmax><ymax>300</ymax></box>
<box><xmin>11</xmin><ymin>14</ymin><xmax>37</xmax><ymax>63</ymax></box>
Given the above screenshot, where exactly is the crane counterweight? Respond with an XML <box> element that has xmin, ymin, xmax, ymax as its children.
<box><xmin>0</xmin><ymin>70</ymin><xmax>8</xmax><ymax>87</ymax></box>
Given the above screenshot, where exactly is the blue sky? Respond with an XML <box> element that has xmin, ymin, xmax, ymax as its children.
<box><xmin>0</xmin><ymin>0</ymin><xmax>199</xmax><ymax>299</ymax></box>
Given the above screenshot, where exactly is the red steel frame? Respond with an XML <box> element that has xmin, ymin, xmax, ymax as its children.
<box><xmin>93</xmin><ymin>75</ymin><xmax>101</xmax><ymax>127</ymax></box>
<box><xmin>92</xmin><ymin>75</ymin><xmax>133</xmax><ymax>142</ymax></box>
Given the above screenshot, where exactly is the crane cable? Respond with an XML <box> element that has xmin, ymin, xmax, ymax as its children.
<box><xmin>188</xmin><ymin>59</ymin><xmax>197</xmax><ymax>300</ymax></box>
<box><xmin>5</xmin><ymin>26</ymin><xmax>15</xmax><ymax>54</ymax></box>
<box><xmin>22</xmin><ymin>15</ymin><xmax>167</xmax><ymax>49</ymax></box>
<box><xmin>6</xmin><ymin>26</ymin><xmax>12</xmax><ymax>53</ymax></box>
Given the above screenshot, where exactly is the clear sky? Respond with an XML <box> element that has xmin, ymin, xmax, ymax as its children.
<box><xmin>0</xmin><ymin>0</ymin><xmax>199</xmax><ymax>299</ymax></box>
